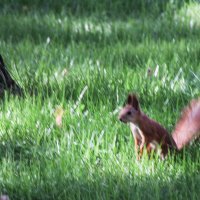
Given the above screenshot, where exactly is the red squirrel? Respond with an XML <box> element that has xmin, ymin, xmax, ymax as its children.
<box><xmin>118</xmin><ymin>94</ymin><xmax>200</xmax><ymax>159</ymax></box>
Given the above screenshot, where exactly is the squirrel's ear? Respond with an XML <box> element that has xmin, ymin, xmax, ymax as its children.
<box><xmin>127</xmin><ymin>94</ymin><xmax>133</xmax><ymax>105</ymax></box>
<box><xmin>131</xmin><ymin>94</ymin><xmax>140</xmax><ymax>110</ymax></box>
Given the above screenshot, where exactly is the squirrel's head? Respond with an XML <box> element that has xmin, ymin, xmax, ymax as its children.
<box><xmin>118</xmin><ymin>94</ymin><xmax>141</xmax><ymax>124</ymax></box>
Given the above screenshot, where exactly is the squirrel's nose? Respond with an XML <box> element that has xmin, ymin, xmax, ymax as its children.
<box><xmin>118</xmin><ymin>116</ymin><xmax>127</xmax><ymax>123</ymax></box>
<box><xmin>119</xmin><ymin>117</ymin><xmax>124</xmax><ymax>122</ymax></box>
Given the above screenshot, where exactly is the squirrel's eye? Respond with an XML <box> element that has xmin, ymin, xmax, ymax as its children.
<box><xmin>127</xmin><ymin>111</ymin><xmax>132</xmax><ymax>115</ymax></box>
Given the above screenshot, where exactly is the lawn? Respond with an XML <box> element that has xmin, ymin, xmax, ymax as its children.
<box><xmin>0</xmin><ymin>0</ymin><xmax>200</xmax><ymax>199</ymax></box>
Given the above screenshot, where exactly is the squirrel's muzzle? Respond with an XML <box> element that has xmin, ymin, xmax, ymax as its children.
<box><xmin>118</xmin><ymin>116</ymin><xmax>127</xmax><ymax>123</ymax></box>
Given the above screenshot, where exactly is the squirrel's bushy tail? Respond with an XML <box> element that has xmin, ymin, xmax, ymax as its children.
<box><xmin>172</xmin><ymin>98</ymin><xmax>200</xmax><ymax>150</ymax></box>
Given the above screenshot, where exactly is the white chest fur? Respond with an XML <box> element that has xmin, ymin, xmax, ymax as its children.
<box><xmin>130</xmin><ymin>123</ymin><xmax>142</xmax><ymax>140</ymax></box>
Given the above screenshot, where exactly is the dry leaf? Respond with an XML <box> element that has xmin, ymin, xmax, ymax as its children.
<box><xmin>147</xmin><ymin>67</ymin><xmax>153</xmax><ymax>77</ymax></box>
<box><xmin>54</xmin><ymin>106</ymin><xmax>64</xmax><ymax>127</ymax></box>
<box><xmin>62</xmin><ymin>68</ymin><xmax>68</xmax><ymax>76</ymax></box>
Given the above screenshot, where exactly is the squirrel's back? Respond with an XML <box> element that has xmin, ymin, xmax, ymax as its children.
<box><xmin>172</xmin><ymin>98</ymin><xmax>200</xmax><ymax>150</ymax></box>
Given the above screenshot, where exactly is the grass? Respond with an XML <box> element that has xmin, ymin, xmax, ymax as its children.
<box><xmin>0</xmin><ymin>0</ymin><xmax>200</xmax><ymax>199</ymax></box>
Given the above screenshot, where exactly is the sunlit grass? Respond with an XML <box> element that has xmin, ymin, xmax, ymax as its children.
<box><xmin>0</xmin><ymin>1</ymin><xmax>200</xmax><ymax>199</ymax></box>
<box><xmin>178</xmin><ymin>2</ymin><xmax>200</xmax><ymax>28</ymax></box>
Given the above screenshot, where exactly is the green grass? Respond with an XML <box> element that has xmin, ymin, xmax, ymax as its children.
<box><xmin>0</xmin><ymin>0</ymin><xmax>200</xmax><ymax>199</ymax></box>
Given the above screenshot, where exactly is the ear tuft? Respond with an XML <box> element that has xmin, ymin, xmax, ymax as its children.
<box><xmin>131</xmin><ymin>94</ymin><xmax>139</xmax><ymax>110</ymax></box>
<box><xmin>126</xmin><ymin>94</ymin><xmax>140</xmax><ymax>110</ymax></box>
<box><xmin>127</xmin><ymin>94</ymin><xmax>133</xmax><ymax>105</ymax></box>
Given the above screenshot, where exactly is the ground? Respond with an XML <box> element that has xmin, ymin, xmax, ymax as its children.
<box><xmin>0</xmin><ymin>1</ymin><xmax>200</xmax><ymax>199</ymax></box>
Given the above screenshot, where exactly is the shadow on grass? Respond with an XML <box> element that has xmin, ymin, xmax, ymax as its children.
<box><xmin>0</xmin><ymin>13</ymin><xmax>199</xmax><ymax>46</ymax></box>
<box><xmin>27</xmin><ymin>174</ymin><xmax>199</xmax><ymax>199</ymax></box>
<box><xmin>0</xmin><ymin>0</ymin><xmax>199</xmax><ymax>46</ymax></box>
<box><xmin>1</xmin><ymin>161</ymin><xmax>199</xmax><ymax>200</ymax></box>
<box><xmin>0</xmin><ymin>0</ymin><xmax>184</xmax><ymax>18</ymax></box>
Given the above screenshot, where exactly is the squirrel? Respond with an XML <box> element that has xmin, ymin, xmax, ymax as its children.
<box><xmin>118</xmin><ymin>94</ymin><xmax>200</xmax><ymax>159</ymax></box>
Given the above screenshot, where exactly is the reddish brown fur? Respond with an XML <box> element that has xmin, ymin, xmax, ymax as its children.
<box><xmin>136</xmin><ymin>114</ymin><xmax>176</xmax><ymax>153</ymax></box>
<box><xmin>119</xmin><ymin>94</ymin><xmax>200</xmax><ymax>159</ymax></box>
<box><xmin>119</xmin><ymin>94</ymin><xmax>176</xmax><ymax>159</ymax></box>
<box><xmin>172</xmin><ymin>98</ymin><xmax>200</xmax><ymax>150</ymax></box>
